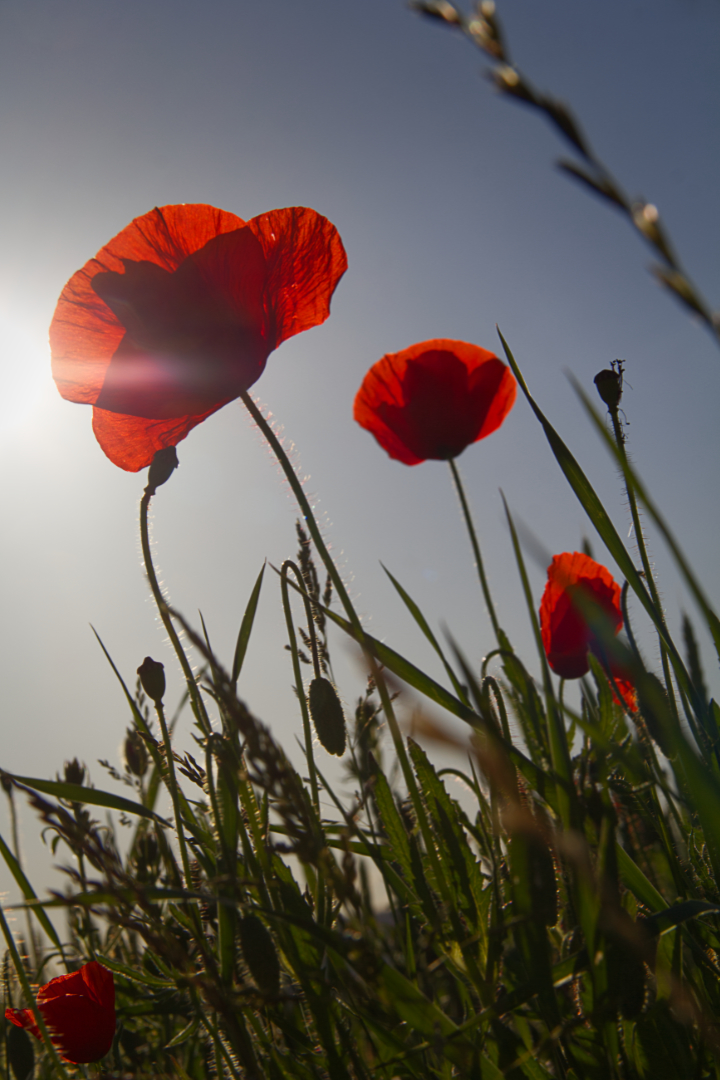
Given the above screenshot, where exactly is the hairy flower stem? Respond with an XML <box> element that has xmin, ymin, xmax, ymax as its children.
<box><xmin>449</xmin><ymin>457</ymin><xmax>501</xmax><ymax>645</ymax></box>
<box><xmin>239</xmin><ymin>393</ymin><xmax>465</xmax><ymax>961</ymax></box>
<box><xmin>607</xmin><ymin>409</ymin><xmax>679</xmax><ymax>724</ymax></box>
<box><xmin>0</xmin><ymin>904</ymin><xmax>71</xmax><ymax>1080</ymax></box>
<box><xmin>139</xmin><ymin>491</ymin><xmax>212</xmax><ymax>737</ymax></box>
<box><xmin>240</xmin><ymin>392</ymin><xmax>361</xmax><ymax>637</ymax></box>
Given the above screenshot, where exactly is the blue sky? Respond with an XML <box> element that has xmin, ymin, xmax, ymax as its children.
<box><xmin>0</xmin><ymin>0</ymin><xmax>718</xmax><ymax>896</ymax></box>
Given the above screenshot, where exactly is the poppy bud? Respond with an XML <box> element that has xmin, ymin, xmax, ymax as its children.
<box><xmin>145</xmin><ymin>446</ymin><xmax>179</xmax><ymax>497</ymax></box>
<box><xmin>63</xmin><ymin>759</ymin><xmax>86</xmax><ymax>787</ymax></box>
<box><xmin>6</xmin><ymin>1022</ymin><xmax>34</xmax><ymax>1080</ymax></box>
<box><xmin>239</xmin><ymin>914</ymin><xmax>281</xmax><ymax>996</ymax></box>
<box><xmin>308</xmin><ymin>677</ymin><xmax>347</xmax><ymax>756</ymax></box>
<box><xmin>137</xmin><ymin>657</ymin><xmax>166</xmax><ymax>704</ymax></box>
<box><xmin>594</xmin><ymin>368</ymin><xmax>623</xmax><ymax>410</ymax></box>
<box><xmin>124</xmin><ymin>728</ymin><xmax>148</xmax><ymax>777</ymax></box>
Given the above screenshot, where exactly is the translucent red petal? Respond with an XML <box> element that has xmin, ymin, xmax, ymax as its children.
<box><xmin>51</xmin><ymin>204</ymin><xmax>347</xmax><ymax>471</ymax></box>
<box><xmin>539</xmin><ymin>551</ymin><xmax>626</xmax><ymax>685</ymax></box>
<box><xmin>354</xmin><ymin>339</ymin><xmax>516</xmax><ymax>465</ymax></box>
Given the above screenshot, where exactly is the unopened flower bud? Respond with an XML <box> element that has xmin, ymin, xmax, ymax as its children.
<box><xmin>145</xmin><ymin>446</ymin><xmax>179</xmax><ymax>497</ymax></box>
<box><xmin>239</xmin><ymin>914</ymin><xmax>281</xmax><ymax>996</ymax></box>
<box><xmin>137</xmin><ymin>657</ymin><xmax>166</xmax><ymax>704</ymax></box>
<box><xmin>63</xmin><ymin>758</ymin><xmax>86</xmax><ymax>786</ymax></box>
<box><xmin>125</xmin><ymin>728</ymin><xmax>149</xmax><ymax>777</ymax></box>
<box><xmin>308</xmin><ymin>677</ymin><xmax>347</xmax><ymax>756</ymax></box>
<box><xmin>594</xmin><ymin>367</ymin><xmax>623</xmax><ymax>410</ymax></box>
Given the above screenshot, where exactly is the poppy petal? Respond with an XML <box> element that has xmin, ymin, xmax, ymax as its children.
<box><xmin>247</xmin><ymin>206</ymin><xmax>347</xmax><ymax>349</ymax></box>
<box><xmin>81</xmin><ymin>960</ymin><xmax>116</xmax><ymax>1009</ymax></box>
<box><xmin>354</xmin><ymin>339</ymin><xmax>516</xmax><ymax>464</ymax></box>
<box><xmin>92</xmin><ymin>228</ymin><xmax>270</xmax><ymax>420</ymax></box>
<box><xmin>38</xmin><ymin>995</ymin><xmax>115</xmax><ymax>1064</ymax></box>
<box><xmin>5</xmin><ymin>1008</ymin><xmax>40</xmax><ymax>1040</ymax></box>
<box><xmin>539</xmin><ymin>552</ymin><xmax>627</xmax><ymax>688</ymax></box>
<box><xmin>51</xmin><ymin>205</ymin><xmax>247</xmax><ymax>407</ymax></box>
<box><xmin>91</xmin><ymin>404</ymin><xmax>224</xmax><ymax>472</ymax></box>
<box><xmin>4</xmin><ymin>961</ymin><xmax>115</xmax><ymax>1065</ymax></box>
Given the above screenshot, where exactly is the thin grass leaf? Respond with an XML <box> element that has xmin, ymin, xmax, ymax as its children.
<box><xmin>408</xmin><ymin>739</ymin><xmax>489</xmax><ymax>936</ymax></box>
<box><xmin>499</xmin><ymin>331</ymin><xmax>699</xmax><ymax>716</ymax></box>
<box><xmin>293</xmin><ymin>584</ymin><xmax>548</xmax><ymax>792</ymax></box>
<box><xmin>0</xmin><ymin>831</ymin><xmax>63</xmax><ymax>953</ymax></box>
<box><xmin>8</xmin><ymin>774</ymin><xmax>170</xmax><ymax>823</ymax></box>
<box><xmin>94</xmin><ymin>953</ymin><xmax>176</xmax><ymax>988</ymax></box>
<box><xmin>382</xmin><ymin>564</ymin><xmax>469</xmax><ymax>705</ymax></box>
<box><xmin>92</xmin><ymin>625</ymin><xmax>151</xmax><ymax>735</ymax></box>
<box><xmin>572</xmin><ymin>378</ymin><xmax>720</xmax><ymax>663</ymax></box>
<box><xmin>497</xmin><ymin>333</ymin><xmax>664</xmax><ymax>640</ymax></box>
<box><xmin>643</xmin><ymin>899</ymin><xmax>720</xmax><ymax>938</ymax></box>
<box><xmin>377</xmin><ymin>965</ymin><xmax>473</xmax><ymax>1067</ymax></box>
<box><xmin>232</xmin><ymin>563</ymin><xmax>266</xmax><ymax>686</ymax></box>
<box><xmin>616</xmin><ymin>844</ymin><xmax>667</xmax><ymax>911</ymax></box>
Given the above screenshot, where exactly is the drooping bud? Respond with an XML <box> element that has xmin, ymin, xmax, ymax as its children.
<box><xmin>145</xmin><ymin>446</ymin><xmax>179</xmax><ymax>497</ymax></box>
<box><xmin>239</xmin><ymin>914</ymin><xmax>281</xmax><ymax>996</ymax></box>
<box><xmin>308</xmin><ymin>677</ymin><xmax>347</xmax><ymax>756</ymax></box>
<box><xmin>137</xmin><ymin>657</ymin><xmax>166</xmax><ymax>704</ymax></box>
<box><xmin>125</xmin><ymin>728</ymin><xmax>149</xmax><ymax>777</ymax></box>
<box><xmin>6</xmin><ymin>1022</ymin><xmax>34</xmax><ymax>1080</ymax></box>
<box><xmin>63</xmin><ymin>758</ymin><xmax>86</xmax><ymax>786</ymax></box>
<box><xmin>594</xmin><ymin>366</ymin><xmax>623</xmax><ymax>410</ymax></box>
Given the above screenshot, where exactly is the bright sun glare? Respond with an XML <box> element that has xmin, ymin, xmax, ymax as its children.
<box><xmin>0</xmin><ymin>315</ymin><xmax>50</xmax><ymax>434</ymax></box>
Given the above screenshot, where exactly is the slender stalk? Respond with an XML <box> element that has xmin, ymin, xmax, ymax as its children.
<box><xmin>280</xmin><ymin>561</ymin><xmax>320</xmax><ymax>813</ymax></box>
<box><xmin>139</xmin><ymin>491</ymin><xmax>212</xmax><ymax>737</ymax></box>
<box><xmin>607</xmin><ymin>408</ymin><xmax>679</xmax><ymax>723</ymax></box>
<box><xmin>448</xmin><ymin>457</ymin><xmax>501</xmax><ymax>644</ymax></box>
<box><xmin>4</xmin><ymin>785</ymin><xmax>38</xmax><ymax>973</ymax></box>
<box><xmin>153</xmin><ymin>699</ymin><xmax>193</xmax><ymax>891</ymax></box>
<box><xmin>0</xmin><ymin>904</ymin><xmax>71</xmax><ymax>1080</ymax></box>
<box><xmin>240</xmin><ymin>392</ymin><xmax>362</xmax><ymax>637</ymax></box>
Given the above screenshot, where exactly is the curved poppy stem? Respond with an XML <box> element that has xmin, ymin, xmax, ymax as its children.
<box><xmin>0</xmin><ymin>904</ymin><xmax>71</xmax><ymax>1080</ymax></box>
<box><xmin>139</xmin><ymin>491</ymin><xmax>212</xmax><ymax>738</ymax></box>
<box><xmin>239</xmin><ymin>392</ymin><xmax>434</xmax><ymax>855</ymax></box>
<box><xmin>448</xmin><ymin>458</ymin><xmax>501</xmax><ymax>645</ymax></box>
<box><xmin>239</xmin><ymin>391</ymin><xmax>363</xmax><ymax>638</ymax></box>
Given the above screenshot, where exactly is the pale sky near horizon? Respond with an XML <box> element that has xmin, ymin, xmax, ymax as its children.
<box><xmin>0</xmin><ymin>0</ymin><xmax>719</xmax><ymax>900</ymax></box>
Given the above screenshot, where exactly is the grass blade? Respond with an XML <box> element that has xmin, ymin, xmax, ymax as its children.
<box><xmin>0</xmin><ymin>831</ymin><xmax>63</xmax><ymax>953</ymax></box>
<box><xmin>9</xmin><ymin>775</ymin><xmax>170</xmax><ymax>823</ymax></box>
<box><xmin>232</xmin><ymin>563</ymin><xmax>266</xmax><ymax>687</ymax></box>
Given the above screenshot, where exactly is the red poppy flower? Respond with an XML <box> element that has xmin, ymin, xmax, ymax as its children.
<box><xmin>5</xmin><ymin>961</ymin><xmax>115</xmax><ymax>1064</ymax></box>
<box><xmin>51</xmin><ymin>204</ymin><xmax>347</xmax><ymax>471</ymax></box>
<box><xmin>353</xmin><ymin>339</ymin><xmax>516</xmax><ymax>465</ymax></box>
<box><xmin>539</xmin><ymin>551</ymin><xmax>636</xmax><ymax>710</ymax></box>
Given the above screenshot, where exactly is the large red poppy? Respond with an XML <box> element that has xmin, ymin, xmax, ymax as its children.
<box><xmin>353</xmin><ymin>339</ymin><xmax>516</xmax><ymax>465</ymax></box>
<box><xmin>51</xmin><ymin>204</ymin><xmax>347</xmax><ymax>471</ymax></box>
<box><xmin>539</xmin><ymin>551</ymin><xmax>636</xmax><ymax>709</ymax></box>
<box><xmin>5</xmin><ymin>961</ymin><xmax>115</xmax><ymax>1064</ymax></box>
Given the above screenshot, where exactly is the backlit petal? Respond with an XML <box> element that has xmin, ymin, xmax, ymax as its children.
<box><xmin>91</xmin><ymin>404</ymin><xmax>224</xmax><ymax>472</ymax></box>
<box><xmin>51</xmin><ymin>205</ymin><xmax>246</xmax><ymax>406</ymax></box>
<box><xmin>247</xmin><ymin>206</ymin><xmax>347</xmax><ymax>349</ymax></box>
<box><xmin>354</xmin><ymin>339</ymin><xmax>515</xmax><ymax>464</ymax></box>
